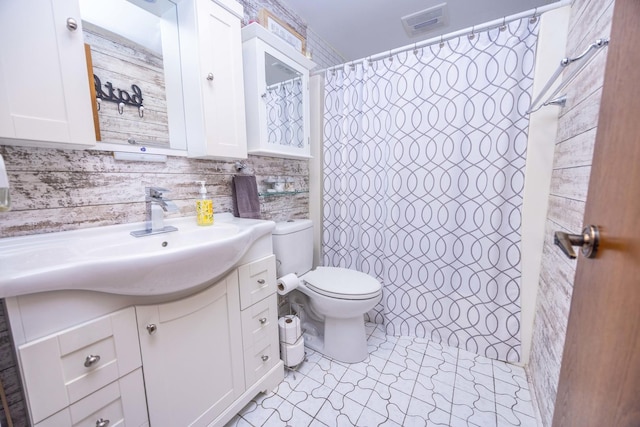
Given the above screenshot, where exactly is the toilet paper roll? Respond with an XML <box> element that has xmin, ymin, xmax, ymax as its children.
<box><xmin>276</xmin><ymin>273</ymin><xmax>300</xmax><ymax>295</ymax></box>
<box><xmin>280</xmin><ymin>336</ymin><xmax>305</xmax><ymax>367</ymax></box>
<box><xmin>278</xmin><ymin>315</ymin><xmax>301</xmax><ymax>344</ymax></box>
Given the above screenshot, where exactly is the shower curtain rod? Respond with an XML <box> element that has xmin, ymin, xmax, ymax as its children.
<box><xmin>318</xmin><ymin>0</ymin><xmax>571</xmax><ymax>74</ymax></box>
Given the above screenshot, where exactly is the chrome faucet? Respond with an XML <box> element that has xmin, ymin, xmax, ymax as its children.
<box><xmin>130</xmin><ymin>187</ymin><xmax>179</xmax><ymax>237</ymax></box>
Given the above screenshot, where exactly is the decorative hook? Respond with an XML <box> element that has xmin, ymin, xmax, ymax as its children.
<box><xmin>235</xmin><ymin>161</ymin><xmax>247</xmax><ymax>172</ymax></box>
<box><xmin>530</xmin><ymin>8</ymin><xmax>538</xmax><ymax>23</ymax></box>
<box><xmin>117</xmin><ymin>102</ymin><xmax>124</xmax><ymax>115</ymax></box>
<box><xmin>138</xmin><ymin>105</ymin><xmax>144</xmax><ymax>118</ymax></box>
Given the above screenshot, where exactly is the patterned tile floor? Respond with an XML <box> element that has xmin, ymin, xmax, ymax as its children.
<box><xmin>226</xmin><ymin>323</ymin><xmax>537</xmax><ymax>427</ymax></box>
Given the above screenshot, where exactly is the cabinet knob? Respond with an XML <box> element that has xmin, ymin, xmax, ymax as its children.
<box><xmin>66</xmin><ymin>17</ymin><xmax>78</xmax><ymax>31</ymax></box>
<box><xmin>206</xmin><ymin>73</ymin><xmax>214</xmax><ymax>81</ymax></box>
<box><xmin>95</xmin><ymin>418</ymin><xmax>110</xmax><ymax>427</ymax></box>
<box><xmin>147</xmin><ymin>324</ymin><xmax>157</xmax><ymax>335</ymax></box>
<box><xmin>261</xmin><ymin>355</ymin><xmax>269</xmax><ymax>362</ymax></box>
<box><xmin>259</xmin><ymin>317</ymin><xmax>267</xmax><ymax>325</ymax></box>
<box><xmin>84</xmin><ymin>354</ymin><xmax>101</xmax><ymax>368</ymax></box>
<box><xmin>257</xmin><ymin>279</ymin><xmax>266</xmax><ymax>285</ymax></box>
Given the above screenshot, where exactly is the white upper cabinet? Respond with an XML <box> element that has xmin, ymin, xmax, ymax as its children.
<box><xmin>0</xmin><ymin>0</ymin><xmax>96</xmax><ymax>148</ymax></box>
<box><xmin>179</xmin><ymin>0</ymin><xmax>248</xmax><ymax>160</ymax></box>
<box><xmin>242</xmin><ymin>23</ymin><xmax>315</xmax><ymax>159</ymax></box>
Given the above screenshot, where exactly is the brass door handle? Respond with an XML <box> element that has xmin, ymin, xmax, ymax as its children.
<box><xmin>554</xmin><ymin>225</ymin><xmax>600</xmax><ymax>259</ymax></box>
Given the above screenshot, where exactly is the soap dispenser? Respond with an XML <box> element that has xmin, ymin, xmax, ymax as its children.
<box><xmin>195</xmin><ymin>181</ymin><xmax>213</xmax><ymax>226</ymax></box>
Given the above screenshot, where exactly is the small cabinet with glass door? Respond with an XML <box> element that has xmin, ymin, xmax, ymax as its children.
<box><xmin>242</xmin><ymin>23</ymin><xmax>315</xmax><ymax>159</ymax></box>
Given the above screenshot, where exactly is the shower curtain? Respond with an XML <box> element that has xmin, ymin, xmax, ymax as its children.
<box><xmin>322</xmin><ymin>18</ymin><xmax>539</xmax><ymax>362</ymax></box>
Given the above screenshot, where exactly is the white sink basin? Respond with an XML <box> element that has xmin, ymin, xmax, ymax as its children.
<box><xmin>0</xmin><ymin>213</ymin><xmax>275</xmax><ymax>297</ymax></box>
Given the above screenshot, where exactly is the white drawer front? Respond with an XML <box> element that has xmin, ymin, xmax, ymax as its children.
<box><xmin>36</xmin><ymin>369</ymin><xmax>148</xmax><ymax>427</ymax></box>
<box><xmin>240</xmin><ymin>296</ymin><xmax>278</xmax><ymax>350</ymax></box>
<box><xmin>238</xmin><ymin>255</ymin><xmax>276</xmax><ymax>310</ymax></box>
<box><xmin>20</xmin><ymin>307</ymin><xmax>141</xmax><ymax>424</ymax></box>
<box><xmin>243</xmin><ymin>340</ymin><xmax>279</xmax><ymax>387</ymax></box>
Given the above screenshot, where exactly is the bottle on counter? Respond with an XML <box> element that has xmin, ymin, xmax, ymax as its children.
<box><xmin>195</xmin><ymin>181</ymin><xmax>213</xmax><ymax>226</ymax></box>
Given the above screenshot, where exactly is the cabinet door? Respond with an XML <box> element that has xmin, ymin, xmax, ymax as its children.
<box><xmin>0</xmin><ymin>0</ymin><xmax>95</xmax><ymax>146</ymax></box>
<box><xmin>181</xmin><ymin>0</ymin><xmax>247</xmax><ymax>159</ymax></box>
<box><xmin>136</xmin><ymin>272</ymin><xmax>245</xmax><ymax>427</ymax></box>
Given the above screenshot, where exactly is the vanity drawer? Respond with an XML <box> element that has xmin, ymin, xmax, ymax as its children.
<box><xmin>240</xmin><ymin>296</ymin><xmax>278</xmax><ymax>350</ymax></box>
<box><xmin>243</xmin><ymin>339</ymin><xmax>279</xmax><ymax>387</ymax></box>
<box><xmin>238</xmin><ymin>255</ymin><xmax>276</xmax><ymax>309</ymax></box>
<box><xmin>20</xmin><ymin>307</ymin><xmax>141</xmax><ymax>424</ymax></box>
<box><xmin>36</xmin><ymin>368</ymin><xmax>148</xmax><ymax>427</ymax></box>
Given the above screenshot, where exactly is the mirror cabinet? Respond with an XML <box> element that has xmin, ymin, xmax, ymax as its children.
<box><xmin>242</xmin><ymin>22</ymin><xmax>315</xmax><ymax>159</ymax></box>
<box><xmin>0</xmin><ymin>0</ymin><xmax>247</xmax><ymax>160</ymax></box>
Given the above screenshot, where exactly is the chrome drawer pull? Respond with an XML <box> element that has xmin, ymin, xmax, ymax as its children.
<box><xmin>259</xmin><ymin>317</ymin><xmax>267</xmax><ymax>325</ymax></box>
<box><xmin>96</xmin><ymin>418</ymin><xmax>110</xmax><ymax>427</ymax></box>
<box><xmin>84</xmin><ymin>354</ymin><xmax>101</xmax><ymax>368</ymax></box>
<box><xmin>257</xmin><ymin>279</ymin><xmax>266</xmax><ymax>285</ymax></box>
<box><xmin>261</xmin><ymin>355</ymin><xmax>269</xmax><ymax>362</ymax></box>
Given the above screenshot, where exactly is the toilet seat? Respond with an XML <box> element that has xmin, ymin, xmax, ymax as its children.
<box><xmin>301</xmin><ymin>267</ymin><xmax>381</xmax><ymax>300</ymax></box>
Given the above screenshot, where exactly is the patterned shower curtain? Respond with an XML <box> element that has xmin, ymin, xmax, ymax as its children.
<box><xmin>322</xmin><ymin>18</ymin><xmax>539</xmax><ymax>362</ymax></box>
<box><xmin>266</xmin><ymin>77</ymin><xmax>304</xmax><ymax>148</ymax></box>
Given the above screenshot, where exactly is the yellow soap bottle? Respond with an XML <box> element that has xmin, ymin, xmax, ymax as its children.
<box><xmin>195</xmin><ymin>181</ymin><xmax>213</xmax><ymax>226</ymax></box>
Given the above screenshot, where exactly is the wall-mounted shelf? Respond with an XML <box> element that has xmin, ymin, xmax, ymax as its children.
<box><xmin>258</xmin><ymin>190</ymin><xmax>308</xmax><ymax>197</ymax></box>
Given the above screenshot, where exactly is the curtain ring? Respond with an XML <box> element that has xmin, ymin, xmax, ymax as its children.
<box><xmin>117</xmin><ymin>102</ymin><xmax>124</xmax><ymax>115</ymax></box>
<box><xmin>439</xmin><ymin>35</ymin><xmax>445</xmax><ymax>49</ymax></box>
<box><xmin>96</xmin><ymin>97</ymin><xmax>101</xmax><ymax>111</ymax></box>
<box><xmin>413</xmin><ymin>43</ymin><xmax>418</xmax><ymax>56</ymax></box>
<box><xmin>500</xmin><ymin>17</ymin><xmax>507</xmax><ymax>32</ymax></box>
<box><xmin>468</xmin><ymin>26</ymin><xmax>475</xmax><ymax>40</ymax></box>
<box><xmin>388</xmin><ymin>50</ymin><xmax>393</xmax><ymax>62</ymax></box>
<box><xmin>367</xmin><ymin>57</ymin><xmax>373</xmax><ymax>66</ymax></box>
<box><xmin>138</xmin><ymin>105</ymin><xmax>144</xmax><ymax>118</ymax></box>
<box><xmin>530</xmin><ymin>8</ymin><xmax>538</xmax><ymax>23</ymax></box>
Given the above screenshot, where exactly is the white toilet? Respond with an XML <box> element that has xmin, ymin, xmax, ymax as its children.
<box><xmin>272</xmin><ymin>219</ymin><xmax>382</xmax><ymax>363</ymax></box>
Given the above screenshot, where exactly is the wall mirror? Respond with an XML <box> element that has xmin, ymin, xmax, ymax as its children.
<box><xmin>79</xmin><ymin>0</ymin><xmax>187</xmax><ymax>152</ymax></box>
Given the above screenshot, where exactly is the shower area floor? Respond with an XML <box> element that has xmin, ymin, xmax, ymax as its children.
<box><xmin>225</xmin><ymin>323</ymin><xmax>538</xmax><ymax>427</ymax></box>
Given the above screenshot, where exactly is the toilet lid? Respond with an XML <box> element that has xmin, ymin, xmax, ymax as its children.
<box><xmin>302</xmin><ymin>267</ymin><xmax>382</xmax><ymax>300</ymax></box>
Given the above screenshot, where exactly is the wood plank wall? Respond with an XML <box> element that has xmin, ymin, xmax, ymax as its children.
<box><xmin>0</xmin><ymin>145</ymin><xmax>309</xmax><ymax>237</ymax></box>
<box><xmin>526</xmin><ymin>0</ymin><xmax>615</xmax><ymax>425</ymax></box>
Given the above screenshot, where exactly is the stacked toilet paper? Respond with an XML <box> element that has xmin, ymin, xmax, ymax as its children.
<box><xmin>278</xmin><ymin>315</ymin><xmax>304</xmax><ymax>367</ymax></box>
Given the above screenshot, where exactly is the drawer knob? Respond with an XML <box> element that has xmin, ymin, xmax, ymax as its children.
<box><xmin>96</xmin><ymin>418</ymin><xmax>110</xmax><ymax>427</ymax></box>
<box><xmin>206</xmin><ymin>73</ymin><xmax>214</xmax><ymax>81</ymax></box>
<box><xmin>259</xmin><ymin>317</ymin><xmax>267</xmax><ymax>325</ymax></box>
<box><xmin>84</xmin><ymin>354</ymin><xmax>101</xmax><ymax>368</ymax></box>
<box><xmin>147</xmin><ymin>324</ymin><xmax>157</xmax><ymax>335</ymax></box>
<box><xmin>257</xmin><ymin>279</ymin><xmax>266</xmax><ymax>285</ymax></box>
<box><xmin>261</xmin><ymin>355</ymin><xmax>269</xmax><ymax>362</ymax></box>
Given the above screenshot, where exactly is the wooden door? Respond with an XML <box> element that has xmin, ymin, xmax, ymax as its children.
<box><xmin>552</xmin><ymin>1</ymin><xmax>640</xmax><ymax>426</ymax></box>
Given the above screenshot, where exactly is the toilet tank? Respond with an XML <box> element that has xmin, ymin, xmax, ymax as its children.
<box><xmin>272</xmin><ymin>219</ymin><xmax>314</xmax><ymax>277</ymax></box>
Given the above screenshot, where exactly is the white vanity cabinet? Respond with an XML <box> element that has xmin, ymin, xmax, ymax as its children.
<box><xmin>7</xmin><ymin>250</ymin><xmax>284</xmax><ymax>426</ymax></box>
<box><xmin>242</xmin><ymin>23</ymin><xmax>315</xmax><ymax>159</ymax></box>
<box><xmin>179</xmin><ymin>0</ymin><xmax>248</xmax><ymax>160</ymax></box>
<box><xmin>0</xmin><ymin>0</ymin><xmax>96</xmax><ymax>148</ymax></box>
<box><xmin>136</xmin><ymin>271</ymin><xmax>245</xmax><ymax>426</ymax></box>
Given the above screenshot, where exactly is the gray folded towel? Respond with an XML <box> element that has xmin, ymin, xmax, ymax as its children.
<box><xmin>232</xmin><ymin>175</ymin><xmax>261</xmax><ymax>219</ymax></box>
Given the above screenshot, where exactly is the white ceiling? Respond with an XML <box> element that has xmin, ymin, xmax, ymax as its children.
<box><xmin>280</xmin><ymin>0</ymin><xmax>559</xmax><ymax>62</ymax></box>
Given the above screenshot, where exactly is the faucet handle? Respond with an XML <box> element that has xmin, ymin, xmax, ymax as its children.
<box><xmin>146</xmin><ymin>187</ymin><xmax>170</xmax><ymax>198</ymax></box>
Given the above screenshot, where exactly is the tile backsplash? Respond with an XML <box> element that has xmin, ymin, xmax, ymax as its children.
<box><xmin>0</xmin><ymin>145</ymin><xmax>309</xmax><ymax>238</ymax></box>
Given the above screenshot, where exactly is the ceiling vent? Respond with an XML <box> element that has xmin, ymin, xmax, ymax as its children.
<box><xmin>401</xmin><ymin>3</ymin><xmax>448</xmax><ymax>37</ymax></box>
